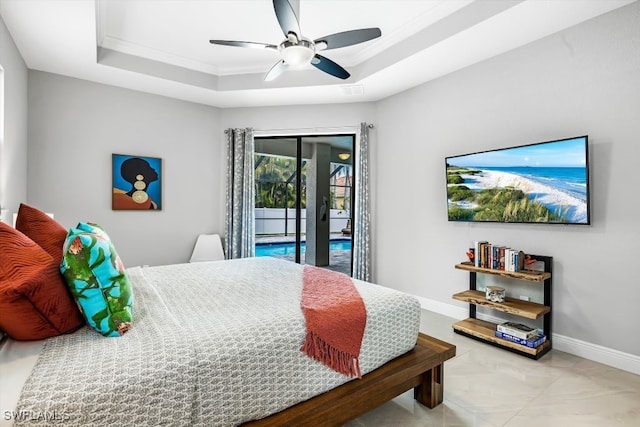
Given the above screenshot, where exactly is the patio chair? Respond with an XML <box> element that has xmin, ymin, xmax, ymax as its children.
<box><xmin>342</xmin><ymin>219</ymin><xmax>352</xmax><ymax>236</ymax></box>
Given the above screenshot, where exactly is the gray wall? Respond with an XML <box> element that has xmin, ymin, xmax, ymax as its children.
<box><xmin>24</xmin><ymin>71</ymin><xmax>375</xmax><ymax>267</ymax></box>
<box><xmin>27</xmin><ymin>71</ymin><xmax>224</xmax><ymax>267</ymax></box>
<box><xmin>5</xmin><ymin>2</ymin><xmax>638</xmax><ymax>366</ymax></box>
<box><xmin>0</xmin><ymin>14</ymin><xmax>28</xmax><ymax>215</ymax></box>
<box><xmin>374</xmin><ymin>2</ymin><xmax>640</xmax><ymax>357</ymax></box>
<box><xmin>221</xmin><ymin>103</ymin><xmax>375</xmax><ymax>131</ymax></box>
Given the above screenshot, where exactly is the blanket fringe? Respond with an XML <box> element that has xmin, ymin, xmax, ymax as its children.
<box><xmin>302</xmin><ymin>331</ymin><xmax>362</xmax><ymax>379</ymax></box>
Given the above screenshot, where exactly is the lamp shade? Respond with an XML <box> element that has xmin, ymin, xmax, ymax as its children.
<box><xmin>281</xmin><ymin>45</ymin><xmax>315</xmax><ymax>67</ymax></box>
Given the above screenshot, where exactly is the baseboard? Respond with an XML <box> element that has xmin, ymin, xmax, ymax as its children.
<box><xmin>552</xmin><ymin>334</ymin><xmax>640</xmax><ymax>376</ymax></box>
<box><xmin>414</xmin><ymin>295</ymin><xmax>468</xmax><ymax>320</ymax></box>
<box><xmin>415</xmin><ymin>296</ymin><xmax>640</xmax><ymax>376</ymax></box>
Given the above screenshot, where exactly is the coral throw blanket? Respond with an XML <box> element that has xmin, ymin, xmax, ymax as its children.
<box><xmin>300</xmin><ymin>265</ymin><xmax>367</xmax><ymax>378</ymax></box>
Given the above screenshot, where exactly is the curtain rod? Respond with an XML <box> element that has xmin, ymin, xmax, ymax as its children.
<box><xmin>225</xmin><ymin>124</ymin><xmax>374</xmax><ymax>135</ymax></box>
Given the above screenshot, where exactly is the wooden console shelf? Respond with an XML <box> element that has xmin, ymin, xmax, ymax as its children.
<box><xmin>452</xmin><ymin>254</ymin><xmax>552</xmax><ymax>359</ymax></box>
<box><xmin>452</xmin><ymin>290</ymin><xmax>550</xmax><ymax>320</ymax></box>
<box><xmin>455</xmin><ymin>262</ymin><xmax>550</xmax><ymax>281</ymax></box>
<box><xmin>453</xmin><ymin>318</ymin><xmax>550</xmax><ymax>357</ymax></box>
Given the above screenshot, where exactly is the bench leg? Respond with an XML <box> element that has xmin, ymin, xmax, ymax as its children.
<box><xmin>413</xmin><ymin>363</ymin><xmax>444</xmax><ymax>408</ymax></box>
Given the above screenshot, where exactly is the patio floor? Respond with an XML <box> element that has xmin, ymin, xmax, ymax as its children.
<box><xmin>255</xmin><ymin>234</ymin><xmax>352</xmax><ymax>276</ymax></box>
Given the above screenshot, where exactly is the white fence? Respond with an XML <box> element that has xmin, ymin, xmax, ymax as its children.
<box><xmin>255</xmin><ymin>208</ymin><xmax>350</xmax><ymax>235</ymax></box>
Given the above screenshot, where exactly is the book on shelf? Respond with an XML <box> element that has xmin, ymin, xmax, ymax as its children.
<box><xmin>470</xmin><ymin>241</ymin><xmax>529</xmax><ymax>272</ymax></box>
<box><xmin>495</xmin><ymin>331</ymin><xmax>547</xmax><ymax>348</ymax></box>
<box><xmin>473</xmin><ymin>241</ymin><xmax>488</xmax><ymax>268</ymax></box>
<box><xmin>497</xmin><ymin>321</ymin><xmax>539</xmax><ymax>340</ymax></box>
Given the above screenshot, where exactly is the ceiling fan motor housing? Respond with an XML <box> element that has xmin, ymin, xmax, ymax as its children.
<box><xmin>279</xmin><ymin>39</ymin><xmax>315</xmax><ymax>67</ymax></box>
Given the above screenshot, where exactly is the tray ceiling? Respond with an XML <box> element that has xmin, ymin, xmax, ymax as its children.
<box><xmin>0</xmin><ymin>0</ymin><xmax>635</xmax><ymax>107</ymax></box>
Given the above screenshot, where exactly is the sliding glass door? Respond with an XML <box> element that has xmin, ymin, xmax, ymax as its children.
<box><xmin>254</xmin><ymin>134</ymin><xmax>354</xmax><ymax>275</ymax></box>
<box><xmin>254</xmin><ymin>137</ymin><xmax>305</xmax><ymax>263</ymax></box>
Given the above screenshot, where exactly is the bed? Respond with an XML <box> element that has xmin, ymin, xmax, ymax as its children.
<box><xmin>1</xmin><ymin>256</ymin><xmax>455</xmax><ymax>426</ymax></box>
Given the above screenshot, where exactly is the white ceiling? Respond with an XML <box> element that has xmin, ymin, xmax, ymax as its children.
<box><xmin>0</xmin><ymin>0</ymin><xmax>635</xmax><ymax>108</ymax></box>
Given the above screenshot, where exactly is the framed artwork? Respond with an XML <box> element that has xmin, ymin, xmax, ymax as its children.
<box><xmin>112</xmin><ymin>154</ymin><xmax>162</xmax><ymax>210</ymax></box>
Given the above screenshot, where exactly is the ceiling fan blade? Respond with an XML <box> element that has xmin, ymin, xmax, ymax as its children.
<box><xmin>272</xmin><ymin>0</ymin><xmax>301</xmax><ymax>38</ymax></box>
<box><xmin>314</xmin><ymin>28</ymin><xmax>381</xmax><ymax>50</ymax></box>
<box><xmin>311</xmin><ymin>54</ymin><xmax>350</xmax><ymax>80</ymax></box>
<box><xmin>264</xmin><ymin>60</ymin><xmax>289</xmax><ymax>81</ymax></box>
<box><xmin>209</xmin><ymin>40</ymin><xmax>277</xmax><ymax>51</ymax></box>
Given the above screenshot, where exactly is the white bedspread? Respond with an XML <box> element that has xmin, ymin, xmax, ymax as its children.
<box><xmin>12</xmin><ymin>257</ymin><xmax>420</xmax><ymax>426</ymax></box>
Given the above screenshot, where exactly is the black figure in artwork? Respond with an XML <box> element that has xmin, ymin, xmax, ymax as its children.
<box><xmin>113</xmin><ymin>157</ymin><xmax>159</xmax><ymax>210</ymax></box>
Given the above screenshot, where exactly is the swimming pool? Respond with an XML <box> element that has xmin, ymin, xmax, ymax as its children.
<box><xmin>255</xmin><ymin>239</ymin><xmax>352</xmax><ymax>257</ymax></box>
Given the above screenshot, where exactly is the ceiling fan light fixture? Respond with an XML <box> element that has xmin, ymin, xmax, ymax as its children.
<box><xmin>279</xmin><ymin>40</ymin><xmax>315</xmax><ymax>68</ymax></box>
<box><xmin>209</xmin><ymin>1</ymin><xmax>381</xmax><ymax>81</ymax></box>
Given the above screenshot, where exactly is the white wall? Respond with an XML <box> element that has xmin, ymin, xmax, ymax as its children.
<box><xmin>255</xmin><ymin>208</ymin><xmax>349</xmax><ymax>235</ymax></box>
<box><xmin>9</xmin><ymin>2</ymin><xmax>638</xmax><ymax>370</ymax></box>
<box><xmin>0</xmin><ymin>15</ymin><xmax>28</xmax><ymax>215</ymax></box>
<box><xmin>221</xmin><ymin>103</ymin><xmax>375</xmax><ymax>133</ymax></box>
<box><xmin>374</xmin><ymin>2</ymin><xmax>640</xmax><ymax>358</ymax></box>
<box><xmin>27</xmin><ymin>71</ymin><xmax>224</xmax><ymax>267</ymax></box>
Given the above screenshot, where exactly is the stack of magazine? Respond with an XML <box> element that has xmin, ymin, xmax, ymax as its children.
<box><xmin>495</xmin><ymin>321</ymin><xmax>546</xmax><ymax>348</ymax></box>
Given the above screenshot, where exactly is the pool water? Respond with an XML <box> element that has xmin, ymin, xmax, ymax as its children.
<box><xmin>255</xmin><ymin>239</ymin><xmax>352</xmax><ymax>257</ymax></box>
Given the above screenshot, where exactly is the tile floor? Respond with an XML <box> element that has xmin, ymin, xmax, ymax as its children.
<box><xmin>347</xmin><ymin>309</ymin><xmax>640</xmax><ymax>427</ymax></box>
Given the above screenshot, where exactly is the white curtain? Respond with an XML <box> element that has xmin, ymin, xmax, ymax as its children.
<box><xmin>352</xmin><ymin>123</ymin><xmax>371</xmax><ymax>281</ymax></box>
<box><xmin>225</xmin><ymin>128</ymin><xmax>255</xmax><ymax>259</ymax></box>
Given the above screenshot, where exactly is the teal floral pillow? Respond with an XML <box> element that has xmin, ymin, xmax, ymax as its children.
<box><xmin>60</xmin><ymin>223</ymin><xmax>133</xmax><ymax>337</ymax></box>
<box><xmin>76</xmin><ymin>221</ymin><xmax>111</xmax><ymax>240</ymax></box>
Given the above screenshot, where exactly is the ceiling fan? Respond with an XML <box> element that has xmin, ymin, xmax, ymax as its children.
<box><xmin>209</xmin><ymin>0</ymin><xmax>381</xmax><ymax>81</ymax></box>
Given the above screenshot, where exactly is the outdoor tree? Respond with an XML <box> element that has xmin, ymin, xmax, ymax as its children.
<box><xmin>254</xmin><ymin>155</ymin><xmax>306</xmax><ymax>208</ymax></box>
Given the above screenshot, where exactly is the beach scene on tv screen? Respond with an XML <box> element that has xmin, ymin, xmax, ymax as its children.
<box><xmin>446</xmin><ymin>137</ymin><xmax>588</xmax><ymax>224</ymax></box>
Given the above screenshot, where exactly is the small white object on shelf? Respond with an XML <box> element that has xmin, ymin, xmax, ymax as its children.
<box><xmin>485</xmin><ymin>286</ymin><xmax>505</xmax><ymax>303</ymax></box>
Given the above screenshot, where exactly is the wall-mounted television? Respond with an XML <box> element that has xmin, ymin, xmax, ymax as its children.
<box><xmin>446</xmin><ymin>135</ymin><xmax>590</xmax><ymax>225</ymax></box>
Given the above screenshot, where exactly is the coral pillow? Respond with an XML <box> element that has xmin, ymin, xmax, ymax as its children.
<box><xmin>60</xmin><ymin>224</ymin><xmax>133</xmax><ymax>337</ymax></box>
<box><xmin>0</xmin><ymin>223</ymin><xmax>85</xmax><ymax>340</ymax></box>
<box><xmin>15</xmin><ymin>203</ymin><xmax>67</xmax><ymax>264</ymax></box>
